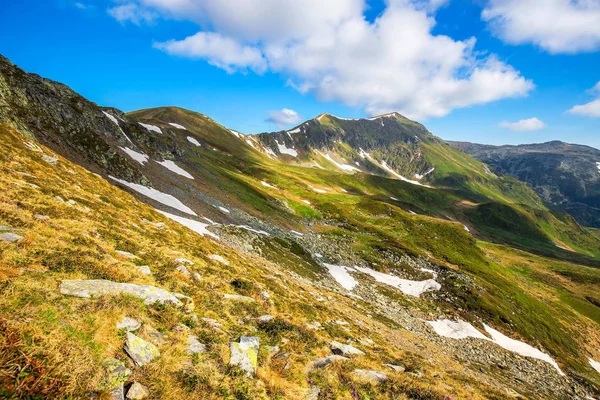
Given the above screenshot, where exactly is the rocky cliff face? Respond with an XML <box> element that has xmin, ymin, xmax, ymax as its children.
<box><xmin>450</xmin><ymin>140</ymin><xmax>600</xmax><ymax>227</ymax></box>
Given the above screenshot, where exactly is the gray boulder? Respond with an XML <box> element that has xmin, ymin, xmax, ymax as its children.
<box><xmin>186</xmin><ymin>335</ymin><xmax>207</xmax><ymax>354</ymax></box>
<box><xmin>330</xmin><ymin>341</ymin><xmax>365</xmax><ymax>356</ymax></box>
<box><xmin>353</xmin><ymin>369</ymin><xmax>388</xmax><ymax>383</ymax></box>
<box><xmin>0</xmin><ymin>232</ymin><xmax>23</xmax><ymax>242</ymax></box>
<box><xmin>309</xmin><ymin>355</ymin><xmax>349</xmax><ymax>370</ymax></box>
<box><xmin>124</xmin><ymin>332</ymin><xmax>160</xmax><ymax>367</ymax></box>
<box><xmin>135</xmin><ymin>265</ymin><xmax>152</xmax><ymax>276</ymax></box>
<box><xmin>230</xmin><ymin>336</ymin><xmax>260</xmax><ymax>375</ymax></box>
<box><xmin>117</xmin><ymin>317</ymin><xmax>141</xmax><ymax>332</ymax></box>
<box><xmin>60</xmin><ymin>280</ymin><xmax>189</xmax><ymax>308</ymax></box>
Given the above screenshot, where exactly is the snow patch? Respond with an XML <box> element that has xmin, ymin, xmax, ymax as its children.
<box><xmin>354</xmin><ymin>266</ymin><xmax>440</xmax><ymax>298</ymax></box>
<box><xmin>120</xmin><ymin>147</ymin><xmax>148</xmax><ymax>165</ymax></box>
<box><xmin>218</xmin><ymin>206</ymin><xmax>230</xmax><ymax>213</ymax></box>
<box><xmin>230</xmin><ymin>129</ymin><xmax>242</xmax><ymax>138</ymax></box>
<box><xmin>317</xmin><ymin>151</ymin><xmax>359</xmax><ymax>172</ymax></box>
<box><xmin>427</xmin><ymin>318</ymin><xmax>564</xmax><ymax>375</ymax></box>
<box><xmin>463</xmin><ymin>225</ymin><xmax>470</xmax><ymax>233</ymax></box>
<box><xmin>246</xmin><ymin>139</ymin><xmax>256</xmax><ymax>148</ymax></box>
<box><xmin>415</xmin><ymin>168</ymin><xmax>435</xmax><ymax>180</ymax></box>
<box><xmin>232</xmin><ymin>225</ymin><xmax>270</xmax><ymax>236</ymax></box>
<box><xmin>261</xmin><ymin>181</ymin><xmax>278</xmax><ymax>190</ymax></box>
<box><xmin>139</xmin><ymin>123</ymin><xmax>162</xmax><ymax>134</ymax></box>
<box><xmin>483</xmin><ymin>324</ymin><xmax>564</xmax><ymax>376</ymax></box>
<box><xmin>187</xmin><ymin>136</ymin><xmax>201</xmax><ymax>147</ymax></box>
<box><xmin>311</xmin><ymin>186</ymin><xmax>328</xmax><ymax>193</ymax></box>
<box><xmin>155</xmin><ymin>160</ymin><xmax>194</xmax><ymax>179</ymax></box>
<box><xmin>381</xmin><ymin>161</ymin><xmax>431</xmax><ymax>187</ymax></box>
<box><xmin>589</xmin><ymin>358</ymin><xmax>600</xmax><ymax>374</ymax></box>
<box><xmin>596</xmin><ymin>162</ymin><xmax>600</xmax><ymax>173</ymax></box>
<box><xmin>324</xmin><ymin>263</ymin><xmax>358</xmax><ymax>291</ymax></box>
<box><xmin>276</xmin><ymin>140</ymin><xmax>298</xmax><ymax>157</ymax></box>
<box><xmin>427</xmin><ymin>319</ymin><xmax>489</xmax><ymax>340</ymax></box>
<box><xmin>102</xmin><ymin>111</ymin><xmax>132</xmax><ymax>143</ymax></box>
<box><xmin>109</xmin><ymin>176</ymin><xmax>196</xmax><ymax>216</ymax></box>
<box><xmin>301</xmin><ymin>200</ymin><xmax>311</xmax><ymax>205</ymax></box>
<box><xmin>291</xmin><ymin>230</ymin><xmax>304</xmax><ymax>236</ymax></box>
<box><xmin>156</xmin><ymin>210</ymin><xmax>217</xmax><ymax>238</ymax></box>
<box><xmin>288</xmin><ymin>127</ymin><xmax>301</xmax><ymax>134</ymax></box>
<box><xmin>169</xmin><ymin>123</ymin><xmax>186</xmax><ymax>130</ymax></box>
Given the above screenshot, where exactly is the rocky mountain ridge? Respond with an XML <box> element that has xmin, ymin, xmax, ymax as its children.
<box><xmin>450</xmin><ymin>140</ymin><xmax>600</xmax><ymax>228</ymax></box>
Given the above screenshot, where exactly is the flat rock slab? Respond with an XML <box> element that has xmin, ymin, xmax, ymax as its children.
<box><xmin>384</xmin><ymin>363</ymin><xmax>406</xmax><ymax>372</ymax></box>
<box><xmin>186</xmin><ymin>335</ymin><xmax>207</xmax><ymax>354</ymax></box>
<box><xmin>353</xmin><ymin>369</ymin><xmax>388</xmax><ymax>382</ymax></box>
<box><xmin>60</xmin><ymin>279</ymin><xmax>185</xmax><ymax>307</ymax></box>
<box><xmin>330</xmin><ymin>341</ymin><xmax>365</xmax><ymax>356</ymax></box>
<box><xmin>0</xmin><ymin>232</ymin><xmax>23</xmax><ymax>242</ymax></box>
<box><xmin>223</xmin><ymin>294</ymin><xmax>255</xmax><ymax>302</ymax></box>
<box><xmin>117</xmin><ymin>317</ymin><xmax>141</xmax><ymax>332</ymax></box>
<box><xmin>124</xmin><ymin>332</ymin><xmax>160</xmax><ymax>366</ymax></box>
<box><xmin>309</xmin><ymin>355</ymin><xmax>349</xmax><ymax>370</ymax></box>
<box><xmin>116</xmin><ymin>250</ymin><xmax>138</xmax><ymax>259</ymax></box>
<box><xmin>135</xmin><ymin>265</ymin><xmax>152</xmax><ymax>276</ymax></box>
<box><xmin>230</xmin><ymin>336</ymin><xmax>260</xmax><ymax>375</ymax></box>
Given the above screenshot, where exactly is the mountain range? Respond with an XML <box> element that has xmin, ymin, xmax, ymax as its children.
<box><xmin>1</xmin><ymin>54</ymin><xmax>600</xmax><ymax>399</ymax></box>
<box><xmin>449</xmin><ymin>141</ymin><xmax>600</xmax><ymax>229</ymax></box>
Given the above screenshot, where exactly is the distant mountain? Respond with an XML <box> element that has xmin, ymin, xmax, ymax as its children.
<box><xmin>449</xmin><ymin>140</ymin><xmax>600</xmax><ymax>228</ymax></box>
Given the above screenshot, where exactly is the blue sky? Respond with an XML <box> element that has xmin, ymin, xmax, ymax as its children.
<box><xmin>0</xmin><ymin>0</ymin><xmax>598</xmax><ymax>148</ymax></box>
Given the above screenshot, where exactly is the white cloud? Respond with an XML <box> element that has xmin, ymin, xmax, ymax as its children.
<box><xmin>482</xmin><ymin>0</ymin><xmax>600</xmax><ymax>54</ymax></box>
<box><xmin>499</xmin><ymin>117</ymin><xmax>546</xmax><ymax>132</ymax></box>
<box><xmin>108</xmin><ymin>3</ymin><xmax>157</xmax><ymax>25</ymax></box>
<box><xmin>266</xmin><ymin>109</ymin><xmax>301</xmax><ymax>127</ymax></box>
<box><xmin>567</xmin><ymin>81</ymin><xmax>600</xmax><ymax>117</ymax></box>
<box><xmin>154</xmin><ymin>32</ymin><xmax>267</xmax><ymax>74</ymax></box>
<box><xmin>113</xmin><ymin>0</ymin><xmax>534</xmax><ymax>120</ymax></box>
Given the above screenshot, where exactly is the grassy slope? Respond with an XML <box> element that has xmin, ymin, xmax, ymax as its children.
<box><xmin>1</xmin><ymin>123</ymin><xmax>515</xmax><ymax>399</ymax></box>
<box><xmin>127</xmin><ymin>109</ymin><xmax>600</xmax><ymax>383</ymax></box>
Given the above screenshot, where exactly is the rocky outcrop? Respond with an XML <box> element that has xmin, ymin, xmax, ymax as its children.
<box><xmin>60</xmin><ymin>280</ymin><xmax>192</xmax><ymax>309</ymax></box>
<box><xmin>230</xmin><ymin>336</ymin><xmax>260</xmax><ymax>375</ymax></box>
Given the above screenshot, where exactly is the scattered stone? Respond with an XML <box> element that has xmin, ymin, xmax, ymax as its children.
<box><xmin>0</xmin><ymin>232</ymin><xmax>23</xmax><ymax>242</ymax></box>
<box><xmin>0</xmin><ymin>226</ymin><xmax>11</xmax><ymax>231</ymax></box>
<box><xmin>142</xmin><ymin>325</ymin><xmax>168</xmax><ymax>347</ymax></box>
<box><xmin>124</xmin><ymin>332</ymin><xmax>160</xmax><ymax>366</ymax></box>
<box><xmin>230</xmin><ymin>336</ymin><xmax>260</xmax><ymax>375</ymax></box>
<box><xmin>330</xmin><ymin>341</ymin><xmax>365</xmax><ymax>356</ymax></box>
<box><xmin>258</xmin><ymin>315</ymin><xmax>274</xmax><ymax>323</ymax></box>
<box><xmin>223</xmin><ymin>294</ymin><xmax>255</xmax><ymax>302</ymax></box>
<box><xmin>265</xmin><ymin>345</ymin><xmax>280</xmax><ymax>356</ymax></box>
<box><xmin>260</xmin><ymin>290</ymin><xmax>271</xmax><ymax>301</ymax></box>
<box><xmin>60</xmin><ymin>280</ymin><xmax>188</xmax><ymax>308</ymax></box>
<box><xmin>172</xmin><ymin>293</ymin><xmax>195</xmax><ymax>312</ymax></box>
<box><xmin>384</xmin><ymin>363</ymin><xmax>406</xmax><ymax>372</ymax></box>
<box><xmin>116</xmin><ymin>250</ymin><xmax>138</xmax><ymax>259</ymax></box>
<box><xmin>175</xmin><ymin>265</ymin><xmax>190</xmax><ymax>276</ymax></box>
<box><xmin>117</xmin><ymin>317</ymin><xmax>141</xmax><ymax>332</ymax></box>
<box><xmin>333</xmin><ymin>320</ymin><xmax>349</xmax><ymax>326</ymax></box>
<box><xmin>172</xmin><ymin>323</ymin><xmax>190</xmax><ymax>334</ymax></box>
<box><xmin>186</xmin><ymin>335</ymin><xmax>207</xmax><ymax>354</ymax></box>
<box><xmin>306</xmin><ymin>321</ymin><xmax>321</xmax><ymax>330</ymax></box>
<box><xmin>202</xmin><ymin>318</ymin><xmax>222</xmax><ymax>330</ymax></box>
<box><xmin>104</xmin><ymin>358</ymin><xmax>131</xmax><ymax>389</ymax></box>
<box><xmin>309</xmin><ymin>355</ymin><xmax>349</xmax><ymax>370</ymax></box>
<box><xmin>108</xmin><ymin>386</ymin><xmax>125</xmax><ymax>400</ymax></box>
<box><xmin>34</xmin><ymin>214</ymin><xmax>50</xmax><ymax>220</ymax></box>
<box><xmin>42</xmin><ymin>154</ymin><xmax>58</xmax><ymax>165</ymax></box>
<box><xmin>193</xmin><ymin>272</ymin><xmax>201</xmax><ymax>280</ymax></box>
<box><xmin>126</xmin><ymin>382</ymin><xmax>149</xmax><ymax>400</ymax></box>
<box><xmin>209</xmin><ymin>254</ymin><xmax>229</xmax><ymax>265</ymax></box>
<box><xmin>273</xmin><ymin>352</ymin><xmax>290</xmax><ymax>360</ymax></box>
<box><xmin>354</xmin><ymin>369</ymin><xmax>388</xmax><ymax>383</ymax></box>
<box><xmin>66</xmin><ymin>199</ymin><xmax>77</xmax><ymax>206</ymax></box>
<box><xmin>305</xmin><ymin>386</ymin><xmax>321</xmax><ymax>400</ymax></box>
<box><xmin>135</xmin><ymin>265</ymin><xmax>152</xmax><ymax>276</ymax></box>
<box><xmin>174</xmin><ymin>257</ymin><xmax>194</xmax><ymax>265</ymax></box>
<box><xmin>55</xmin><ymin>195</ymin><xmax>65</xmax><ymax>202</ymax></box>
